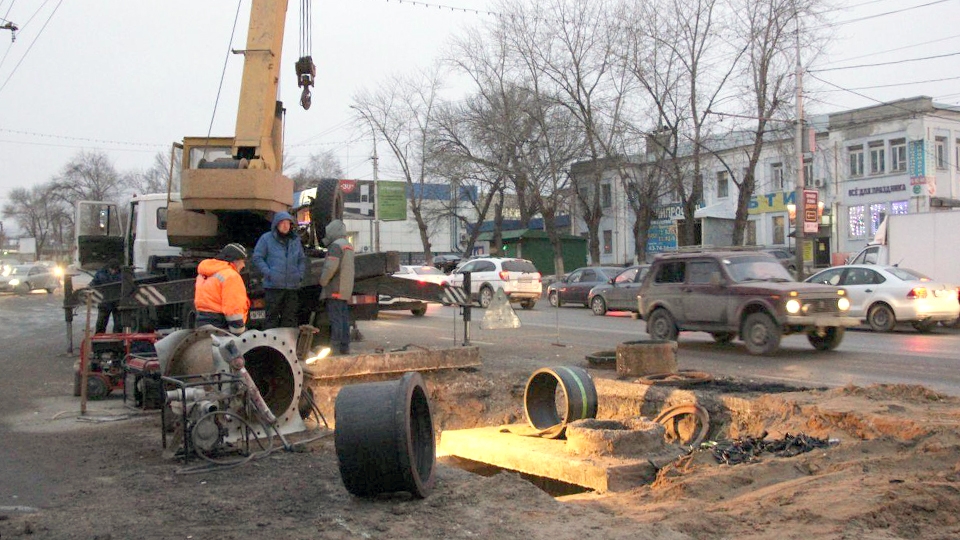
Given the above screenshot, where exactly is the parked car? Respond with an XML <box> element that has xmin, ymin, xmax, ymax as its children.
<box><xmin>0</xmin><ymin>263</ymin><xmax>60</xmax><ymax>294</ymax></box>
<box><xmin>587</xmin><ymin>264</ymin><xmax>650</xmax><ymax>315</ymax></box>
<box><xmin>762</xmin><ymin>248</ymin><xmax>797</xmax><ymax>274</ymax></box>
<box><xmin>447</xmin><ymin>257</ymin><xmax>542</xmax><ymax>309</ymax></box>
<box><xmin>805</xmin><ymin>265</ymin><xmax>959</xmax><ymax>333</ymax></box>
<box><xmin>547</xmin><ymin>266</ymin><xmax>622</xmax><ymax>308</ymax></box>
<box><xmin>394</xmin><ymin>265</ymin><xmax>450</xmax><ymax>286</ymax></box>
<box><xmin>637</xmin><ymin>251</ymin><xmax>859</xmax><ymax>355</ymax></box>
<box><xmin>378</xmin><ymin>265</ymin><xmax>450</xmax><ymax>317</ymax></box>
<box><xmin>432</xmin><ymin>254</ymin><xmax>462</xmax><ymax>274</ymax></box>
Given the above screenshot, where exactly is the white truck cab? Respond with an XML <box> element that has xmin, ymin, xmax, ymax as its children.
<box><xmin>74</xmin><ymin>194</ymin><xmax>181</xmax><ymax>273</ymax></box>
<box><xmin>127</xmin><ymin>193</ymin><xmax>182</xmax><ymax>271</ymax></box>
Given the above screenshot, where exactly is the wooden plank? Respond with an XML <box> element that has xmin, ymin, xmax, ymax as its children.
<box><xmin>438</xmin><ymin>426</ymin><xmax>659</xmax><ymax>493</ymax></box>
<box><xmin>304</xmin><ymin>346</ymin><xmax>480</xmax><ymax>380</ymax></box>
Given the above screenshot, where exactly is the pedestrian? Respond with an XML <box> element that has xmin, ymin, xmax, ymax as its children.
<box><xmin>318</xmin><ymin>220</ymin><xmax>355</xmax><ymax>355</ymax></box>
<box><xmin>91</xmin><ymin>259</ymin><xmax>122</xmax><ymax>333</ymax></box>
<box><xmin>194</xmin><ymin>243</ymin><xmax>250</xmax><ymax>335</ymax></box>
<box><xmin>252</xmin><ymin>211</ymin><xmax>306</xmax><ymax>329</ymax></box>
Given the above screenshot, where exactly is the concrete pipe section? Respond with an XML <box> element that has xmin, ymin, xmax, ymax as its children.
<box><xmin>334</xmin><ymin>372</ymin><xmax>436</xmax><ymax>498</ymax></box>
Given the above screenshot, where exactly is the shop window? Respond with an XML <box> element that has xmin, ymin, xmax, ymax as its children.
<box><xmin>848</xmin><ymin>205</ymin><xmax>865</xmax><ymax>238</ymax></box>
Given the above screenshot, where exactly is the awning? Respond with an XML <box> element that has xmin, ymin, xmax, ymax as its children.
<box><xmin>693</xmin><ymin>201</ymin><xmax>736</xmax><ymax>220</ymax></box>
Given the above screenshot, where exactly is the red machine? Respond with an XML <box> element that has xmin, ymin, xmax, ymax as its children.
<box><xmin>74</xmin><ymin>333</ymin><xmax>159</xmax><ymax>401</ymax></box>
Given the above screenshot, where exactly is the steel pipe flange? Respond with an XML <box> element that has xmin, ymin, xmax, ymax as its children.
<box><xmin>212</xmin><ymin>328</ymin><xmax>306</xmax><ymax>439</ymax></box>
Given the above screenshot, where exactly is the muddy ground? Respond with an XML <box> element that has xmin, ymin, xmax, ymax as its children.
<box><xmin>3</xmin><ymin>302</ymin><xmax>960</xmax><ymax>539</ymax></box>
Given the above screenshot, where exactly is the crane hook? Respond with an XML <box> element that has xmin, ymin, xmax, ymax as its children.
<box><xmin>295</xmin><ymin>56</ymin><xmax>316</xmax><ymax>111</ymax></box>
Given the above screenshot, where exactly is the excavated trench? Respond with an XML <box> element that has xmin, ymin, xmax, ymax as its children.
<box><xmin>304</xmin><ymin>365</ymin><xmax>867</xmax><ymax>496</ymax></box>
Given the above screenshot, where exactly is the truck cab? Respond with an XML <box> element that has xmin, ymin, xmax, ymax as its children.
<box><xmin>127</xmin><ymin>194</ymin><xmax>182</xmax><ymax>272</ymax></box>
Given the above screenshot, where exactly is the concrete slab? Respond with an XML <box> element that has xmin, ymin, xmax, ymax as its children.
<box><xmin>304</xmin><ymin>346</ymin><xmax>481</xmax><ymax>380</ymax></box>
<box><xmin>438</xmin><ymin>425</ymin><xmax>668</xmax><ymax>493</ymax></box>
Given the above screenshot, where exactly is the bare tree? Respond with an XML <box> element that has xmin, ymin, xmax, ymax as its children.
<box><xmin>625</xmin><ymin>0</ymin><xmax>746</xmax><ymax>246</ymax></box>
<box><xmin>125</xmin><ymin>149</ymin><xmax>182</xmax><ymax>196</ymax></box>
<box><xmin>1</xmin><ymin>183</ymin><xmax>69</xmax><ymax>260</ymax></box>
<box><xmin>352</xmin><ymin>66</ymin><xmax>445</xmax><ymax>261</ymax></box>
<box><xmin>50</xmin><ymin>151</ymin><xmax>125</xmax><ymax>203</ymax></box>
<box><xmin>500</xmin><ymin>0</ymin><xmax>631</xmax><ymax>263</ymax></box>
<box><xmin>727</xmin><ymin>0</ymin><xmax>828</xmax><ymax>244</ymax></box>
<box><xmin>290</xmin><ymin>149</ymin><xmax>344</xmax><ymax>192</ymax></box>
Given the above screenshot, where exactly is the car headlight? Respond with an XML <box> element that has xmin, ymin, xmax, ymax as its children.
<box><xmin>837</xmin><ymin>297</ymin><xmax>850</xmax><ymax>311</ymax></box>
<box><xmin>8</xmin><ymin>279</ymin><xmax>19</xmax><ymax>286</ymax></box>
<box><xmin>53</xmin><ymin>266</ymin><xmax>64</xmax><ymax>277</ymax></box>
<box><xmin>785</xmin><ymin>299</ymin><xmax>801</xmax><ymax>314</ymax></box>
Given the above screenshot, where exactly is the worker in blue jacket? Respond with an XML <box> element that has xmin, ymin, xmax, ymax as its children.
<box><xmin>252</xmin><ymin>211</ymin><xmax>306</xmax><ymax>328</ymax></box>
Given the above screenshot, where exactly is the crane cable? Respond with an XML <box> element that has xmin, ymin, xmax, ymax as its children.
<box><xmin>296</xmin><ymin>0</ymin><xmax>315</xmax><ymax>110</ymax></box>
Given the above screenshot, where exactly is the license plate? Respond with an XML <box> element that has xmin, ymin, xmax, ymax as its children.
<box><xmin>250</xmin><ymin>309</ymin><xmax>265</xmax><ymax>320</ymax></box>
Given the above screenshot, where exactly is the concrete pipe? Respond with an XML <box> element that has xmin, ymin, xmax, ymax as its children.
<box><xmin>524</xmin><ymin>366</ymin><xmax>598</xmax><ymax>439</ymax></box>
<box><xmin>334</xmin><ymin>372</ymin><xmax>436</xmax><ymax>498</ymax></box>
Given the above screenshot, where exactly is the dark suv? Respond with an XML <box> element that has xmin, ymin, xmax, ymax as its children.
<box><xmin>636</xmin><ymin>251</ymin><xmax>859</xmax><ymax>355</ymax></box>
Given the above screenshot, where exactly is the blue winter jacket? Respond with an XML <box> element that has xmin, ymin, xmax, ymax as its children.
<box><xmin>253</xmin><ymin>211</ymin><xmax>307</xmax><ymax>290</ymax></box>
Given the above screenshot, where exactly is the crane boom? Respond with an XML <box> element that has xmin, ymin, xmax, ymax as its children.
<box><xmin>169</xmin><ymin>0</ymin><xmax>300</xmax><ymax>249</ymax></box>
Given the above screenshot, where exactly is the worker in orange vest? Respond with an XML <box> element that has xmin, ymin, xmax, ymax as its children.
<box><xmin>194</xmin><ymin>243</ymin><xmax>250</xmax><ymax>335</ymax></box>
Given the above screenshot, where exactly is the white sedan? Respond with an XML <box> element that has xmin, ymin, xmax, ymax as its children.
<box><xmin>805</xmin><ymin>265</ymin><xmax>959</xmax><ymax>332</ymax></box>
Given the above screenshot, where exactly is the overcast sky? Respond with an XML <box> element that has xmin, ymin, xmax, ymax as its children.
<box><xmin>1</xmin><ymin>0</ymin><xmax>958</xmax><ymax>224</ymax></box>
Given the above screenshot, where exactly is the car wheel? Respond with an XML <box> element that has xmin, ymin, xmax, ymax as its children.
<box><xmin>548</xmin><ymin>291</ymin><xmax>559</xmax><ymax>307</ymax></box>
<box><xmin>14</xmin><ymin>282</ymin><xmax>29</xmax><ymax>295</ymax></box>
<box><xmin>590</xmin><ymin>296</ymin><xmax>607</xmax><ymax>316</ymax></box>
<box><xmin>646</xmin><ymin>308</ymin><xmax>678</xmax><ymax>341</ymax></box>
<box><xmin>808</xmin><ymin>326</ymin><xmax>845</xmax><ymax>351</ymax></box>
<box><xmin>46</xmin><ymin>286</ymin><xmax>56</xmax><ymax>294</ymax></box>
<box><xmin>411</xmin><ymin>306</ymin><xmax>427</xmax><ymax>317</ymax></box>
<box><xmin>911</xmin><ymin>320</ymin><xmax>936</xmax><ymax>333</ymax></box>
<box><xmin>478</xmin><ymin>286</ymin><xmax>494</xmax><ymax>308</ymax></box>
<box><xmin>867</xmin><ymin>303</ymin><xmax>896</xmax><ymax>332</ymax></box>
<box><xmin>742</xmin><ymin>312</ymin><xmax>781</xmax><ymax>355</ymax></box>
<box><xmin>710</xmin><ymin>332</ymin><xmax>735</xmax><ymax>345</ymax></box>
<box><xmin>520</xmin><ymin>299</ymin><xmax>536</xmax><ymax>310</ymax></box>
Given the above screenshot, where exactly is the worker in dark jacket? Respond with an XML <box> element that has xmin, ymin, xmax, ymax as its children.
<box><xmin>194</xmin><ymin>243</ymin><xmax>250</xmax><ymax>335</ymax></box>
<box><xmin>91</xmin><ymin>259</ymin><xmax>121</xmax><ymax>334</ymax></box>
<box><xmin>252</xmin><ymin>211</ymin><xmax>306</xmax><ymax>329</ymax></box>
<box><xmin>319</xmin><ymin>219</ymin><xmax>355</xmax><ymax>355</ymax></box>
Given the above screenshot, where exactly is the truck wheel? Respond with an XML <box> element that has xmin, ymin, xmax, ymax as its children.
<box><xmin>310</xmin><ymin>178</ymin><xmax>345</xmax><ymax>246</ymax></box>
<box><xmin>710</xmin><ymin>332</ymin><xmax>735</xmax><ymax>344</ymax></box>
<box><xmin>478</xmin><ymin>286</ymin><xmax>494</xmax><ymax>308</ymax></box>
<box><xmin>867</xmin><ymin>303</ymin><xmax>896</xmax><ymax>332</ymax></box>
<box><xmin>590</xmin><ymin>296</ymin><xmax>607</xmax><ymax>316</ymax></box>
<box><xmin>520</xmin><ymin>299</ymin><xmax>536</xmax><ymax>310</ymax></box>
<box><xmin>646</xmin><ymin>308</ymin><xmax>678</xmax><ymax>341</ymax></box>
<box><xmin>808</xmin><ymin>326</ymin><xmax>845</xmax><ymax>351</ymax></box>
<box><xmin>411</xmin><ymin>306</ymin><xmax>427</xmax><ymax>317</ymax></box>
<box><xmin>742</xmin><ymin>313</ymin><xmax>781</xmax><ymax>355</ymax></box>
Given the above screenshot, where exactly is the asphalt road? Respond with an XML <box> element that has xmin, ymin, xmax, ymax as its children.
<box><xmin>407</xmin><ymin>299</ymin><xmax>960</xmax><ymax>396</ymax></box>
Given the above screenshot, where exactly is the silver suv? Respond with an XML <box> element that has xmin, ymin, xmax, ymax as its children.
<box><xmin>447</xmin><ymin>257</ymin><xmax>542</xmax><ymax>309</ymax></box>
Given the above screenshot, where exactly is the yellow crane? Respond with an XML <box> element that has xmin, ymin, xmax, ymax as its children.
<box><xmin>167</xmin><ymin>0</ymin><xmax>315</xmax><ymax>249</ymax></box>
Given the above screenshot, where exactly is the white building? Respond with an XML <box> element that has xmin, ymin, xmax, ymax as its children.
<box><xmin>572</xmin><ymin>96</ymin><xmax>960</xmax><ymax>268</ymax></box>
<box><xmin>825</xmin><ymin>97</ymin><xmax>960</xmax><ymax>261</ymax></box>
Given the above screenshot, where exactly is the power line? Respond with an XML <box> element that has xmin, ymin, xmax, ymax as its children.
<box><xmin>0</xmin><ymin>138</ymin><xmax>159</xmax><ymax>153</ymax></box>
<box><xmin>381</xmin><ymin>0</ymin><xmax>497</xmax><ymax>17</ymax></box>
<box><xmin>0</xmin><ymin>0</ymin><xmax>61</xmax><ymax>97</ymax></box>
<box><xmin>809</xmin><ymin>75</ymin><xmax>960</xmax><ymax>93</ymax></box>
<box><xmin>0</xmin><ymin>127</ymin><xmax>165</xmax><ymax>147</ymax></box>
<box><xmin>817</xmin><ymin>0</ymin><xmax>952</xmax><ymax>29</ymax></box>
<box><xmin>809</xmin><ymin>51</ymin><xmax>960</xmax><ymax>73</ymax></box>
<box><xmin>815</xmin><ymin>32</ymin><xmax>960</xmax><ymax>67</ymax></box>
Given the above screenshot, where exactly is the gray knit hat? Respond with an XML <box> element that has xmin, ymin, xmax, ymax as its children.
<box><xmin>216</xmin><ymin>243</ymin><xmax>248</xmax><ymax>262</ymax></box>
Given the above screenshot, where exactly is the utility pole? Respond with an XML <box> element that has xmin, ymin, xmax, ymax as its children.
<box><xmin>793</xmin><ymin>9</ymin><xmax>805</xmax><ymax>281</ymax></box>
<box><xmin>351</xmin><ymin>105</ymin><xmax>380</xmax><ymax>252</ymax></box>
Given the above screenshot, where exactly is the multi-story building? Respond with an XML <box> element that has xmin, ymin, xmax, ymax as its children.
<box><xmin>825</xmin><ymin>97</ymin><xmax>960</xmax><ymax>260</ymax></box>
<box><xmin>571</xmin><ymin>96</ymin><xmax>960</xmax><ymax>267</ymax></box>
